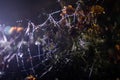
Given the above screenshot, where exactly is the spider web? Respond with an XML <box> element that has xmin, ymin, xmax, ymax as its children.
<box><xmin>0</xmin><ymin>0</ymin><xmax>103</xmax><ymax>79</ymax></box>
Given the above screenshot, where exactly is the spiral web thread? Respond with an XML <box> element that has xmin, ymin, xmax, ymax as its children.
<box><xmin>0</xmin><ymin>0</ymin><xmax>103</xmax><ymax>79</ymax></box>
<box><xmin>16</xmin><ymin>2</ymin><xmax>80</xmax><ymax>78</ymax></box>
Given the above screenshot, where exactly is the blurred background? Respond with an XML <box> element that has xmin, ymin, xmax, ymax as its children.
<box><xmin>0</xmin><ymin>0</ymin><xmax>120</xmax><ymax>80</ymax></box>
<box><xmin>0</xmin><ymin>0</ymin><xmax>119</xmax><ymax>25</ymax></box>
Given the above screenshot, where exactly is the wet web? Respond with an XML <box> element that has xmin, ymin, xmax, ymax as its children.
<box><xmin>0</xmin><ymin>0</ymin><xmax>101</xmax><ymax>79</ymax></box>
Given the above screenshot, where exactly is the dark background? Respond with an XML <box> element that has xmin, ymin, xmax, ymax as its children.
<box><xmin>0</xmin><ymin>0</ymin><xmax>61</xmax><ymax>25</ymax></box>
<box><xmin>0</xmin><ymin>0</ymin><xmax>120</xmax><ymax>80</ymax></box>
<box><xmin>0</xmin><ymin>0</ymin><xmax>119</xmax><ymax>25</ymax></box>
